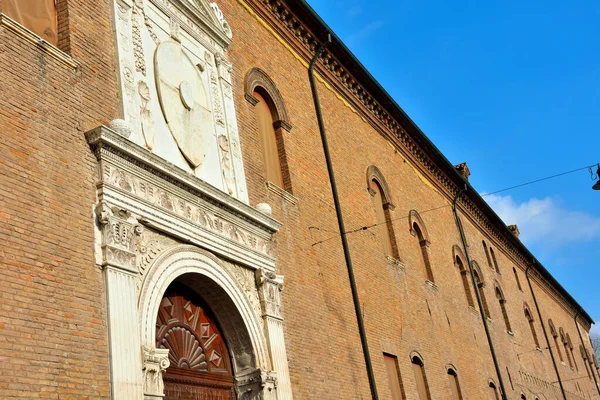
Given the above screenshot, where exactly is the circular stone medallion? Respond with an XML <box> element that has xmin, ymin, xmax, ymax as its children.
<box><xmin>179</xmin><ymin>81</ymin><xmax>195</xmax><ymax>110</ymax></box>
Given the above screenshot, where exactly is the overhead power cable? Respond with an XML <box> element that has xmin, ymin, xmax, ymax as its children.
<box><xmin>310</xmin><ymin>161</ymin><xmax>598</xmax><ymax>247</ymax></box>
<box><xmin>481</xmin><ymin>163</ymin><xmax>597</xmax><ymax>197</ymax></box>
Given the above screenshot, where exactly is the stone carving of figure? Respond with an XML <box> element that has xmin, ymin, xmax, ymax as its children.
<box><xmin>138</xmin><ymin>81</ymin><xmax>155</xmax><ymax>149</ymax></box>
<box><xmin>218</xmin><ymin>134</ymin><xmax>236</xmax><ymax>195</ymax></box>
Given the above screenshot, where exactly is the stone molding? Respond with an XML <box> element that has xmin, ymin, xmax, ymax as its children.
<box><xmin>142</xmin><ymin>346</ymin><xmax>170</xmax><ymax>399</ymax></box>
<box><xmin>244</xmin><ymin>67</ymin><xmax>292</xmax><ymax>132</ymax></box>
<box><xmin>236</xmin><ymin>368</ymin><xmax>278</xmax><ymax>400</ymax></box>
<box><xmin>366</xmin><ymin>165</ymin><xmax>395</xmax><ymax>209</ymax></box>
<box><xmin>0</xmin><ymin>13</ymin><xmax>80</xmax><ymax>69</ymax></box>
<box><xmin>408</xmin><ymin>209</ymin><xmax>429</xmax><ymax>241</ymax></box>
<box><xmin>86</xmin><ymin>125</ymin><xmax>281</xmax><ymax>271</ymax></box>
<box><xmin>136</xmin><ymin>245</ymin><xmax>291</xmax><ymax>399</ymax></box>
<box><xmin>255</xmin><ymin>270</ymin><xmax>284</xmax><ymax>320</ymax></box>
<box><xmin>138</xmin><ymin>245</ymin><xmax>270</xmax><ymax>369</ymax></box>
<box><xmin>241</xmin><ymin>0</ymin><xmax>591</xmax><ymax>325</ymax></box>
<box><xmin>451</xmin><ymin>244</ymin><xmax>466</xmax><ymax>266</ymax></box>
<box><xmin>266</xmin><ymin>181</ymin><xmax>298</xmax><ymax>206</ymax></box>
<box><xmin>151</xmin><ymin>0</ymin><xmax>232</xmax><ymax>48</ymax></box>
<box><xmin>96</xmin><ymin>203</ymin><xmax>141</xmax><ymax>273</ymax></box>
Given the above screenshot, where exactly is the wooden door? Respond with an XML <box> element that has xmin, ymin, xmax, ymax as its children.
<box><xmin>156</xmin><ymin>283</ymin><xmax>236</xmax><ymax>400</ymax></box>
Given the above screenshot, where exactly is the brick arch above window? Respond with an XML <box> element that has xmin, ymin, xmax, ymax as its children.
<box><xmin>452</xmin><ymin>244</ymin><xmax>466</xmax><ymax>266</ymax></box>
<box><xmin>494</xmin><ymin>282</ymin><xmax>505</xmax><ymax>300</ymax></box>
<box><xmin>559</xmin><ymin>327</ymin><xmax>566</xmax><ymax>342</ymax></box>
<box><xmin>472</xmin><ymin>261</ymin><xmax>485</xmax><ymax>286</ymax></box>
<box><xmin>580</xmin><ymin>344</ymin><xmax>587</xmax><ymax>358</ymax></box>
<box><xmin>366</xmin><ymin>165</ymin><xmax>395</xmax><ymax>208</ymax></box>
<box><xmin>446</xmin><ymin>363</ymin><xmax>459</xmax><ymax>374</ymax></box>
<box><xmin>244</xmin><ymin>67</ymin><xmax>292</xmax><ymax>132</ymax></box>
<box><xmin>548</xmin><ymin>319</ymin><xmax>557</xmax><ymax>337</ymax></box>
<box><xmin>409</xmin><ymin>350</ymin><xmax>425</xmax><ymax>363</ymax></box>
<box><xmin>409</xmin><ymin>210</ymin><xmax>430</xmax><ymax>241</ymax></box>
<box><xmin>523</xmin><ymin>302</ymin><xmax>533</xmax><ymax>318</ymax></box>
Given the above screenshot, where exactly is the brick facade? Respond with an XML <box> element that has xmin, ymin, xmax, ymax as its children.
<box><xmin>0</xmin><ymin>0</ymin><xmax>597</xmax><ymax>399</ymax></box>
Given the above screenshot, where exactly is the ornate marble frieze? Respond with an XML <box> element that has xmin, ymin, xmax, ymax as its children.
<box><xmin>96</xmin><ymin>203</ymin><xmax>141</xmax><ymax>273</ymax></box>
<box><xmin>236</xmin><ymin>368</ymin><xmax>278</xmax><ymax>400</ymax></box>
<box><xmin>87</xmin><ymin>125</ymin><xmax>281</xmax><ymax>272</ymax></box>
<box><xmin>255</xmin><ymin>270</ymin><xmax>283</xmax><ymax>320</ymax></box>
<box><xmin>111</xmin><ymin>0</ymin><xmax>248</xmax><ymax>202</ymax></box>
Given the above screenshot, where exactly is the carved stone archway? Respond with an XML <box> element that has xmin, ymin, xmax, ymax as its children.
<box><xmin>139</xmin><ymin>246</ymin><xmax>278</xmax><ymax>399</ymax></box>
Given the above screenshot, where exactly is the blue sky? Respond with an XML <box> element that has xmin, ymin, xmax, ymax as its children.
<box><xmin>305</xmin><ymin>0</ymin><xmax>600</xmax><ymax>332</ymax></box>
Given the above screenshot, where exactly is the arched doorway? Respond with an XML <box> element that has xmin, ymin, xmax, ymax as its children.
<box><xmin>156</xmin><ymin>282</ymin><xmax>237</xmax><ymax>399</ymax></box>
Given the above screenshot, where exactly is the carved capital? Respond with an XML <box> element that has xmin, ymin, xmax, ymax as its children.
<box><xmin>142</xmin><ymin>346</ymin><xmax>170</xmax><ymax>399</ymax></box>
<box><xmin>96</xmin><ymin>202</ymin><xmax>141</xmax><ymax>273</ymax></box>
<box><xmin>236</xmin><ymin>368</ymin><xmax>278</xmax><ymax>400</ymax></box>
<box><xmin>255</xmin><ymin>270</ymin><xmax>284</xmax><ymax>320</ymax></box>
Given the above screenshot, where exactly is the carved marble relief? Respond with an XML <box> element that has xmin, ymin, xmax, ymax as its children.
<box><xmin>102</xmin><ymin>163</ymin><xmax>274</xmax><ymax>258</ymax></box>
<box><xmin>112</xmin><ymin>0</ymin><xmax>249</xmax><ymax>203</ymax></box>
<box><xmin>155</xmin><ymin>39</ymin><xmax>212</xmax><ymax>167</ymax></box>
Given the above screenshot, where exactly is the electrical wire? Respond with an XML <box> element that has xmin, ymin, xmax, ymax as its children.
<box><xmin>311</xmin><ymin>204</ymin><xmax>450</xmax><ymax>246</ymax></box>
<box><xmin>481</xmin><ymin>163</ymin><xmax>597</xmax><ymax>197</ymax></box>
<box><xmin>310</xmin><ymin>161</ymin><xmax>598</xmax><ymax>246</ymax></box>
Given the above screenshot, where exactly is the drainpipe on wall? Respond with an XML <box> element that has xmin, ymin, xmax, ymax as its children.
<box><xmin>574</xmin><ymin>312</ymin><xmax>600</xmax><ymax>396</ymax></box>
<box><xmin>525</xmin><ymin>261</ymin><xmax>567</xmax><ymax>400</ymax></box>
<box><xmin>308</xmin><ymin>34</ymin><xmax>379</xmax><ymax>400</ymax></box>
<box><xmin>453</xmin><ymin>186</ymin><xmax>508</xmax><ymax>400</ymax></box>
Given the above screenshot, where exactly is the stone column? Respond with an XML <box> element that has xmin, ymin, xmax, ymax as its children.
<box><xmin>142</xmin><ymin>346</ymin><xmax>170</xmax><ymax>399</ymax></box>
<box><xmin>256</xmin><ymin>270</ymin><xmax>293</xmax><ymax>400</ymax></box>
<box><xmin>97</xmin><ymin>203</ymin><xmax>144</xmax><ymax>399</ymax></box>
<box><xmin>236</xmin><ymin>368</ymin><xmax>278</xmax><ymax>400</ymax></box>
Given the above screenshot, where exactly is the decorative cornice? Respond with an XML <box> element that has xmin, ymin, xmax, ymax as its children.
<box><xmin>85</xmin><ymin>125</ymin><xmax>282</xmax><ymax>234</ymax></box>
<box><xmin>0</xmin><ymin>13</ymin><xmax>80</xmax><ymax>69</ymax></box>
<box><xmin>242</xmin><ymin>0</ymin><xmax>593</xmax><ymax>325</ymax></box>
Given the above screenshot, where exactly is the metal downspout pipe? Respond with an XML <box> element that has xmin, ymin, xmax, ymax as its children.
<box><xmin>453</xmin><ymin>187</ymin><xmax>508</xmax><ymax>400</ymax></box>
<box><xmin>525</xmin><ymin>261</ymin><xmax>567</xmax><ymax>400</ymax></box>
<box><xmin>574</xmin><ymin>312</ymin><xmax>600</xmax><ymax>396</ymax></box>
<box><xmin>308</xmin><ymin>34</ymin><xmax>379</xmax><ymax>400</ymax></box>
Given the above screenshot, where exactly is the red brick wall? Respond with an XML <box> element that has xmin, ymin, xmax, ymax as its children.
<box><xmin>222</xmin><ymin>0</ymin><xmax>599</xmax><ymax>399</ymax></box>
<box><xmin>0</xmin><ymin>0</ymin><xmax>118</xmax><ymax>397</ymax></box>
<box><xmin>0</xmin><ymin>0</ymin><xmax>596</xmax><ymax>399</ymax></box>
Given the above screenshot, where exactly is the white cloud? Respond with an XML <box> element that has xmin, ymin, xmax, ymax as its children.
<box><xmin>345</xmin><ymin>6</ymin><xmax>362</xmax><ymax>18</ymax></box>
<box><xmin>483</xmin><ymin>194</ymin><xmax>600</xmax><ymax>248</ymax></box>
<box><xmin>345</xmin><ymin>20</ymin><xmax>384</xmax><ymax>46</ymax></box>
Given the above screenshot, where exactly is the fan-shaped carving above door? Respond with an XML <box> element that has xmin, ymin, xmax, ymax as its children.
<box><xmin>157</xmin><ymin>282</ymin><xmax>236</xmax><ymax>399</ymax></box>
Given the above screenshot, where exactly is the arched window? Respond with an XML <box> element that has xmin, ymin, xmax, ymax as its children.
<box><xmin>488</xmin><ymin>380</ymin><xmax>500</xmax><ymax>400</ymax></box>
<box><xmin>447</xmin><ymin>367</ymin><xmax>463</xmax><ymax>400</ymax></box>
<box><xmin>473</xmin><ymin>263</ymin><xmax>490</xmax><ymax>318</ymax></box>
<box><xmin>384</xmin><ymin>353</ymin><xmax>406</xmax><ymax>400</ymax></box>
<box><xmin>453</xmin><ymin>247</ymin><xmax>474</xmax><ymax>308</ymax></box>
<box><xmin>581</xmin><ymin>345</ymin><xmax>592</xmax><ymax>380</ymax></box>
<box><xmin>560</xmin><ymin>328</ymin><xmax>573</xmax><ymax>368</ymax></box>
<box><xmin>524</xmin><ymin>305</ymin><xmax>540</xmax><ymax>349</ymax></box>
<box><xmin>566</xmin><ymin>334</ymin><xmax>578</xmax><ymax>371</ymax></box>
<box><xmin>489</xmin><ymin>247</ymin><xmax>500</xmax><ymax>274</ymax></box>
<box><xmin>411</xmin><ymin>354</ymin><xmax>431</xmax><ymax>400</ymax></box>
<box><xmin>409</xmin><ymin>211</ymin><xmax>434</xmax><ymax>282</ymax></box>
<box><xmin>548</xmin><ymin>319</ymin><xmax>563</xmax><ymax>363</ymax></box>
<box><xmin>245</xmin><ymin>68</ymin><xmax>292</xmax><ymax>192</ymax></box>
<box><xmin>513</xmin><ymin>267</ymin><xmax>523</xmax><ymax>291</ymax></box>
<box><xmin>495</xmin><ymin>285</ymin><xmax>511</xmax><ymax>333</ymax></box>
<box><xmin>253</xmin><ymin>91</ymin><xmax>285</xmax><ymax>188</ymax></box>
<box><xmin>408</xmin><ymin>210</ymin><xmax>435</xmax><ymax>282</ymax></box>
<box><xmin>367</xmin><ymin>166</ymin><xmax>398</xmax><ymax>260</ymax></box>
<box><xmin>482</xmin><ymin>240</ymin><xmax>493</xmax><ymax>270</ymax></box>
